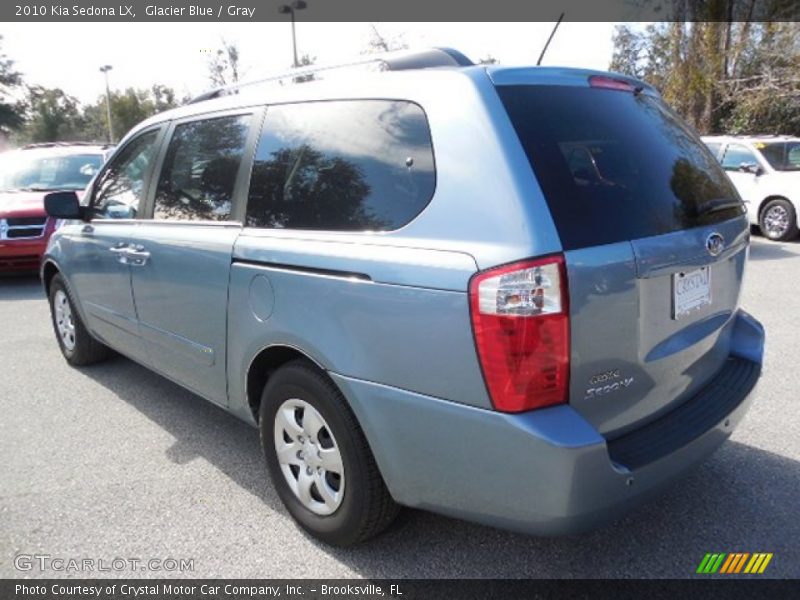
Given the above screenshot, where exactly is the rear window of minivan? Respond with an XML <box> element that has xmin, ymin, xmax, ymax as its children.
<box><xmin>498</xmin><ymin>85</ymin><xmax>743</xmax><ymax>250</ymax></box>
<box><xmin>246</xmin><ymin>100</ymin><xmax>435</xmax><ymax>232</ymax></box>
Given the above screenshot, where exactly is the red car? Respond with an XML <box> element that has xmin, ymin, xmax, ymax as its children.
<box><xmin>0</xmin><ymin>143</ymin><xmax>112</xmax><ymax>271</ymax></box>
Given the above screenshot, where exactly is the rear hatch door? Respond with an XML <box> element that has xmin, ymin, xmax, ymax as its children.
<box><xmin>496</xmin><ymin>76</ymin><xmax>748</xmax><ymax>437</ymax></box>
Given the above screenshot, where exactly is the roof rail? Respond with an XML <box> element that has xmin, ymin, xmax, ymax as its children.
<box><xmin>189</xmin><ymin>47</ymin><xmax>474</xmax><ymax>104</ymax></box>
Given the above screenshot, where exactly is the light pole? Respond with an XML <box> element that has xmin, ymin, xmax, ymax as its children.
<box><xmin>99</xmin><ymin>65</ymin><xmax>114</xmax><ymax>143</ymax></box>
<box><xmin>278</xmin><ymin>1</ymin><xmax>307</xmax><ymax>68</ymax></box>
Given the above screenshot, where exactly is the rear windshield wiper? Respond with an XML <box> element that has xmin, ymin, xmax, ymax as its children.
<box><xmin>697</xmin><ymin>198</ymin><xmax>744</xmax><ymax>216</ymax></box>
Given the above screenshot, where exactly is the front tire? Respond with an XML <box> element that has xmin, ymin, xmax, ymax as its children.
<box><xmin>259</xmin><ymin>359</ymin><xmax>398</xmax><ymax>546</ymax></box>
<box><xmin>759</xmin><ymin>198</ymin><xmax>799</xmax><ymax>241</ymax></box>
<box><xmin>48</xmin><ymin>273</ymin><xmax>111</xmax><ymax>366</ymax></box>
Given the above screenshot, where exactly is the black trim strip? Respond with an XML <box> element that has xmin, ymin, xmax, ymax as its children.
<box><xmin>606</xmin><ymin>355</ymin><xmax>760</xmax><ymax>470</ymax></box>
<box><xmin>232</xmin><ymin>258</ymin><xmax>372</xmax><ymax>281</ymax></box>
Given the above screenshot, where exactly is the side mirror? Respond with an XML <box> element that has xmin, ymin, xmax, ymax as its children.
<box><xmin>44</xmin><ymin>191</ymin><xmax>84</xmax><ymax>220</ymax></box>
<box><xmin>739</xmin><ymin>162</ymin><xmax>763</xmax><ymax>176</ymax></box>
<box><xmin>105</xmin><ymin>203</ymin><xmax>137</xmax><ymax>219</ymax></box>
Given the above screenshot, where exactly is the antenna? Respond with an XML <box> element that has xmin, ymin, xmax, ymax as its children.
<box><xmin>537</xmin><ymin>13</ymin><xmax>565</xmax><ymax>66</ymax></box>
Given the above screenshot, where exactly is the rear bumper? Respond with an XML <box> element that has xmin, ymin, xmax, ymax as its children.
<box><xmin>332</xmin><ymin>309</ymin><xmax>764</xmax><ymax>535</ymax></box>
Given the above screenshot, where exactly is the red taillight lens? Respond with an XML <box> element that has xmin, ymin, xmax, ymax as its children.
<box><xmin>469</xmin><ymin>255</ymin><xmax>570</xmax><ymax>413</ymax></box>
<box><xmin>588</xmin><ymin>75</ymin><xmax>637</xmax><ymax>92</ymax></box>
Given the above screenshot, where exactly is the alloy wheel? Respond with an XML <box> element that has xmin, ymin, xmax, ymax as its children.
<box><xmin>764</xmin><ymin>205</ymin><xmax>790</xmax><ymax>238</ymax></box>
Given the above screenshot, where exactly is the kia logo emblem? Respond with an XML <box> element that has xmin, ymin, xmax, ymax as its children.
<box><xmin>706</xmin><ymin>232</ymin><xmax>725</xmax><ymax>257</ymax></box>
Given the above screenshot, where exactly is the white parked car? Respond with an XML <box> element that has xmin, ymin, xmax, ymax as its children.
<box><xmin>702</xmin><ymin>135</ymin><xmax>800</xmax><ymax>241</ymax></box>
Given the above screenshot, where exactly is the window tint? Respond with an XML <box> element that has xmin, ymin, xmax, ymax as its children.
<box><xmin>498</xmin><ymin>85</ymin><xmax>743</xmax><ymax>251</ymax></box>
<box><xmin>789</xmin><ymin>144</ymin><xmax>800</xmax><ymax>169</ymax></box>
<box><xmin>91</xmin><ymin>131</ymin><xmax>159</xmax><ymax>219</ymax></box>
<box><xmin>154</xmin><ymin>115</ymin><xmax>250</xmax><ymax>221</ymax></box>
<box><xmin>721</xmin><ymin>144</ymin><xmax>758</xmax><ymax>171</ymax></box>
<box><xmin>246</xmin><ymin>100</ymin><xmax>435</xmax><ymax>231</ymax></box>
<box><xmin>760</xmin><ymin>142</ymin><xmax>800</xmax><ymax>171</ymax></box>
<box><xmin>758</xmin><ymin>142</ymin><xmax>784</xmax><ymax>169</ymax></box>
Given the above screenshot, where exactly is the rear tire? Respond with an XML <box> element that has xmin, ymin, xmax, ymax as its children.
<box><xmin>48</xmin><ymin>273</ymin><xmax>112</xmax><ymax>366</ymax></box>
<box><xmin>259</xmin><ymin>359</ymin><xmax>399</xmax><ymax>546</ymax></box>
<box><xmin>759</xmin><ymin>198</ymin><xmax>799</xmax><ymax>241</ymax></box>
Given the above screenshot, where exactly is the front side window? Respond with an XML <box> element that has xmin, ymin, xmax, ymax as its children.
<box><xmin>91</xmin><ymin>130</ymin><xmax>159</xmax><ymax>219</ymax></box>
<box><xmin>153</xmin><ymin>115</ymin><xmax>251</xmax><ymax>221</ymax></box>
<box><xmin>246</xmin><ymin>100</ymin><xmax>435</xmax><ymax>231</ymax></box>
<box><xmin>721</xmin><ymin>144</ymin><xmax>759</xmax><ymax>171</ymax></box>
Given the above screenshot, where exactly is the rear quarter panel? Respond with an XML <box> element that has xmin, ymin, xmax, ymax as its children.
<box><xmin>226</xmin><ymin>234</ymin><xmax>492</xmax><ymax>424</ymax></box>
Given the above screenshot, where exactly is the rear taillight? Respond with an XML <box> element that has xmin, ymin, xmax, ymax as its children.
<box><xmin>469</xmin><ymin>255</ymin><xmax>570</xmax><ymax>413</ymax></box>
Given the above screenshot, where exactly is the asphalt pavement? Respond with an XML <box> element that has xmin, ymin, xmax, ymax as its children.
<box><xmin>1</xmin><ymin>236</ymin><xmax>799</xmax><ymax>579</ymax></box>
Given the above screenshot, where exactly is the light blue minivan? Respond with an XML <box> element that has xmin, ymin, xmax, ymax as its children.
<box><xmin>42</xmin><ymin>49</ymin><xmax>764</xmax><ymax>546</ymax></box>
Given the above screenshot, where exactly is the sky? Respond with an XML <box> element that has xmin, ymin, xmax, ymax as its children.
<box><xmin>2</xmin><ymin>22</ymin><xmax>618</xmax><ymax>104</ymax></box>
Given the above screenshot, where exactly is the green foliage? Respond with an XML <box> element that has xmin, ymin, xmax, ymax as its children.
<box><xmin>2</xmin><ymin>37</ymin><xmax>189</xmax><ymax>144</ymax></box>
<box><xmin>23</xmin><ymin>86</ymin><xmax>83</xmax><ymax>143</ymax></box>
<box><xmin>611</xmin><ymin>18</ymin><xmax>800</xmax><ymax>136</ymax></box>
<box><xmin>16</xmin><ymin>85</ymin><xmax>184</xmax><ymax>145</ymax></box>
<box><xmin>0</xmin><ymin>35</ymin><xmax>25</xmax><ymax>133</ymax></box>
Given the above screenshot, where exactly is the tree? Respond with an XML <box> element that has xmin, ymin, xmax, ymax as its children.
<box><xmin>151</xmin><ymin>84</ymin><xmax>182</xmax><ymax>112</ymax></box>
<box><xmin>208</xmin><ymin>39</ymin><xmax>241</xmax><ymax>88</ymax></box>
<box><xmin>722</xmin><ymin>22</ymin><xmax>800</xmax><ymax>134</ymax></box>
<box><xmin>364</xmin><ymin>24</ymin><xmax>408</xmax><ymax>54</ymax></box>
<box><xmin>82</xmin><ymin>86</ymin><xmax>182</xmax><ymax>142</ymax></box>
<box><xmin>22</xmin><ymin>86</ymin><xmax>83</xmax><ymax>143</ymax></box>
<box><xmin>0</xmin><ymin>35</ymin><xmax>25</xmax><ymax>134</ymax></box>
<box><xmin>610</xmin><ymin>13</ymin><xmax>800</xmax><ymax>136</ymax></box>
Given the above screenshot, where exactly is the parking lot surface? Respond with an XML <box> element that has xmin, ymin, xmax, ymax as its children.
<box><xmin>1</xmin><ymin>237</ymin><xmax>799</xmax><ymax>579</ymax></box>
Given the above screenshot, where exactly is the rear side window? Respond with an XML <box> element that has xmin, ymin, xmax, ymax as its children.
<box><xmin>154</xmin><ymin>114</ymin><xmax>250</xmax><ymax>221</ymax></box>
<box><xmin>498</xmin><ymin>86</ymin><xmax>743</xmax><ymax>250</ymax></box>
<box><xmin>760</xmin><ymin>142</ymin><xmax>800</xmax><ymax>171</ymax></box>
<box><xmin>246</xmin><ymin>100</ymin><xmax>435</xmax><ymax>231</ymax></box>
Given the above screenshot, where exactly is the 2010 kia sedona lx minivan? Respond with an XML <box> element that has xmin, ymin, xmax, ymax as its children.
<box><xmin>42</xmin><ymin>49</ymin><xmax>764</xmax><ymax>546</ymax></box>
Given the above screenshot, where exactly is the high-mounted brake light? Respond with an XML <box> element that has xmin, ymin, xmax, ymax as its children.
<box><xmin>469</xmin><ymin>255</ymin><xmax>570</xmax><ymax>413</ymax></box>
<box><xmin>589</xmin><ymin>75</ymin><xmax>638</xmax><ymax>92</ymax></box>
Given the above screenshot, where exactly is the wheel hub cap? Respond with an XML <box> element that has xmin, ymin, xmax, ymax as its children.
<box><xmin>54</xmin><ymin>290</ymin><xmax>76</xmax><ymax>351</ymax></box>
<box><xmin>274</xmin><ymin>398</ymin><xmax>345</xmax><ymax>516</ymax></box>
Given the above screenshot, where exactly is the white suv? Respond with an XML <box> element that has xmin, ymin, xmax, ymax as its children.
<box><xmin>703</xmin><ymin>135</ymin><xmax>800</xmax><ymax>241</ymax></box>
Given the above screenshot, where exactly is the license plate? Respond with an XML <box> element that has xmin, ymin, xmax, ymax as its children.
<box><xmin>673</xmin><ymin>266</ymin><xmax>711</xmax><ymax>319</ymax></box>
